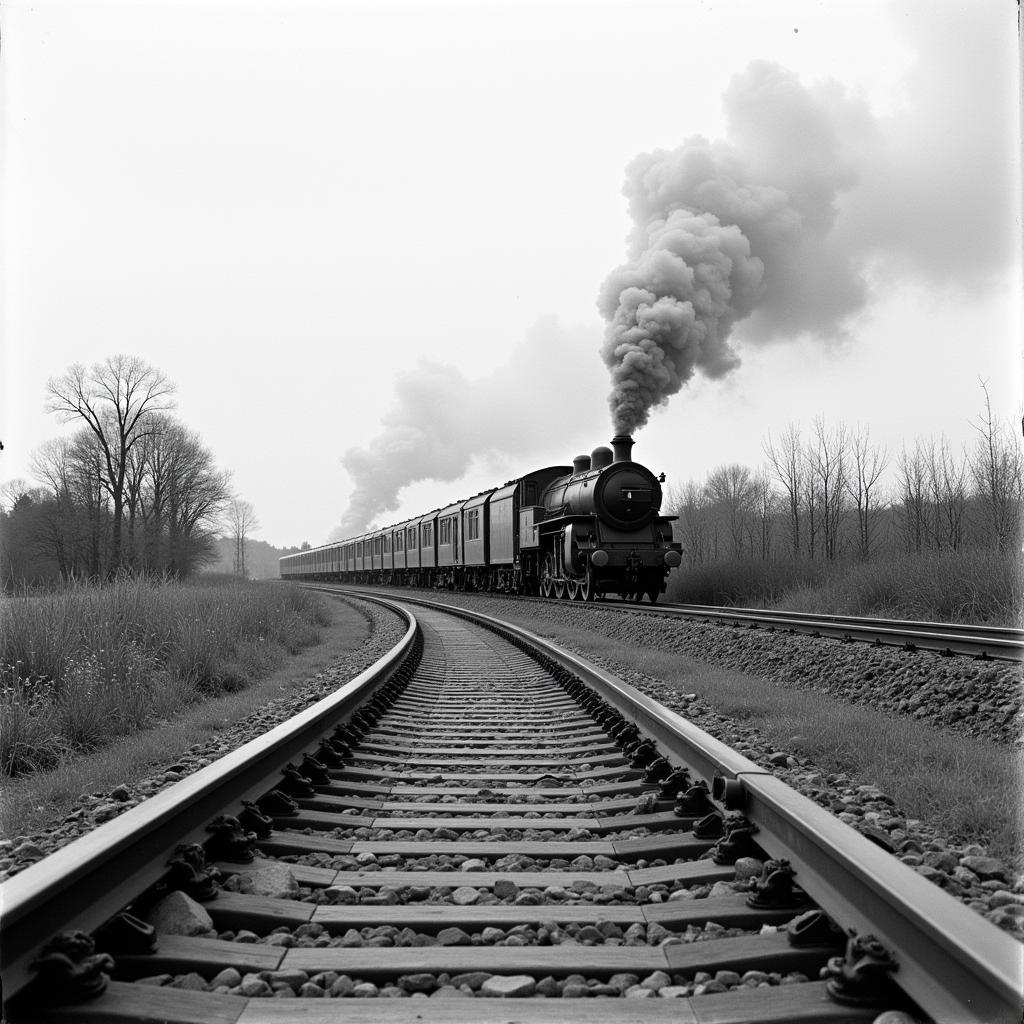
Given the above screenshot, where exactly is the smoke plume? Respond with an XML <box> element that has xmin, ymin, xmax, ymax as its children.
<box><xmin>601</xmin><ymin>9</ymin><xmax>1018</xmax><ymax>438</ymax></box>
<box><xmin>332</xmin><ymin>319</ymin><xmax>606</xmax><ymax>537</ymax></box>
<box><xmin>599</xmin><ymin>60</ymin><xmax>876</xmax><ymax>435</ymax></box>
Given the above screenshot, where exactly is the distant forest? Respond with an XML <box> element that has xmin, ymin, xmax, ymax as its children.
<box><xmin>206</xmin><ymin>536</ymin><xmax>301</xmax><ymax>579</ymax></box>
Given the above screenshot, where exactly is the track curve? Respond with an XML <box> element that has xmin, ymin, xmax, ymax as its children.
<box><xmin>1</xmin><ymin>592</ymin><xmax>1018</xmax><ymax>1023</ymax></box>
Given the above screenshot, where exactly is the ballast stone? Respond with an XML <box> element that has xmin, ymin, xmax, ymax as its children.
<box><xmin>481</xmin><ymin>975</ymin><xmax>537</xmax><ymax>997</ymax></box>
<box><xmin>241</xmin><ymin>864</ymin><xmax>299</xmax><ymax>898</ymax></box>
<box><xmin>145</xmin><ymin>891</ymin><xmax>214</xmax><ymax>936</ymax></box>
<box><xmin>960</xmin><ymin>856</ymin><xmax>1007</xmax><ymax>881</ymax></box>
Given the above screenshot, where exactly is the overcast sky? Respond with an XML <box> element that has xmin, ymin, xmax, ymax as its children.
<box><xmin>2</xmin><ymin>0</ymin><xmax>1020</xmax><ymax>548</ymax></box>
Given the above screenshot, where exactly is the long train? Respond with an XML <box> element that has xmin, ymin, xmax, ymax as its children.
<box><xmin>279</xmin><ymin>434</ymin><xmax>682</xmax><ymax>602</ymax></box>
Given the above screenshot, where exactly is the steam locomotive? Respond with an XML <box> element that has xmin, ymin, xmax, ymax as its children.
<box><xmin>279</xmin><ymin>435</ymin><xmax>682</xmax><ymax>602</ymax></box>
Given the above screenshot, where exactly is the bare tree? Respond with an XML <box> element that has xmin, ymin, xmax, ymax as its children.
<box><xmin>30</xmin><ymin>440</ymin><xmax>81</xmax><ymax>577</ymax></box>
<box><xmin>124</xmin><ymin>417</ymin><xmax>231</xmax><ymax>575</ymax></box>
<box><xmin>160</xmin><ymin>423</ymin><xmax>232</xmax><ymax>576</ymax></box>
<box><xmin>846</xmin><ymin>424</ymin><xmax>889</xmax><ymax>560</ymax></box>
<box><xmin>970</xmin><ymin>381</ymin><xmax>1024</xmax><ymax>552</ymax></box>
<box><xmin>705</xmin><ymin>464</ymin><xmax>756</xmax><ymax>558</ymax></box>
<box><xmin>751</xmin><ymin>467</ymin><xmax>777</xmax><ymax>560</ymax></box>
<box><xmin>926</xmin><ymin>437</ymin><xmax>969</xmax><ymax>551</ymax></box>
<box><xmin>896</xmin><ymin>441</ymin><xmax>929</xmax><ymax>553</ymax></box>
<box><xmin>0</xmin><ymin>478</ymin><xmax>31</xmax><ymax>513</ymax></box>
<box><xmin>801</xmin><ymin>444</ymin><xmax>822</xmax><ymax>561</ymax></box>
<box><xmin>764</xmin><ymin>424</ymin><xmax>803</xmax><ymax>559</ymax></box>
<box><xmin>46</xmin><ymin>355</ymin><xmax>176</xmax><ymax>573</ymax></box>
<box><xmin>229</xmin><ymin>499</ymin><xmax>260</xmax><ymax>577</ymax></box>
<box><xmin>809</xmin><ymin>418</ymin><xmax>848</xmax><ymax>561</ymax></box>
<box><xmin>666</xmin><ymin>480</ymin><xmax>709</xmax><ymax>567</ymax></box>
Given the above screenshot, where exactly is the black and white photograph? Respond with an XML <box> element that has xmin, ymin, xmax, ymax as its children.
<box><xmin>1</xmin><ymin>1</ymin><xmax>1021</xmax><ymax>1021</ymax></box>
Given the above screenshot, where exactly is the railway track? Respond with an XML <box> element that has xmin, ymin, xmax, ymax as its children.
<box><xmin>338</xmin><ymin>584</ymin><xmax>1023</xmax><ymax>661</ymax></box>
<box><xmin>1</xmin><ymin>592</ymin><xmax>1019</xmax><ymax>1023</ymax></box>
<box><xmin>656</xmin><ymin>604</ymin><xmax>1023</xmax><ymax>662</ymax></box>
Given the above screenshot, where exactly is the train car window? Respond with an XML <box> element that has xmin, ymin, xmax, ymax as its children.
<box><xmin>468</xmin><ymin>508</ymin><xmax>479</xmax><ymax>540</ymax></box>
<box><xmin>525</xmin><ymin>482</ymin><xmax>537</xmax><ymax>504</ymax></box>
<box><xmin>440</xmin><ymin>518</ymin><xmax>451</xmax><ymax>544</ymax></box>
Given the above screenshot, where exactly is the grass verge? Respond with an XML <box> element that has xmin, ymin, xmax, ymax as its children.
<box><xmin>0</xmin><ymin>595</ymin><xmax>371</xmax><ymax>843</ymax></box>
<box><xmin>666</xmin><ymin>548</ymin><xmax>1022</xmax><ymax>625</ymax></box>
<box><xmin>0</xmin><ymin>576</ymin><xmax>331</xmax><ymax>777</ymax></box>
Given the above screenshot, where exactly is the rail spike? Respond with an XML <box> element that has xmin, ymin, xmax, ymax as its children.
<box><xmin>745</xmin><ymin>858</ymin><xmax>808</xmax><ymax>911</ymax></box>
<box><xmin>206</xmin><ymin>814</ymin><xmax>258</xmax><ymax>863</ymax></box>
<box><xmin>278</xmin><ymin>763</ymin><xmax>316</xmax><ymax>797</ymax></box>
<box><xmin>239</xmin><ymin>799</ymin><xmax>275</xmax><ymax>836</ymax></box>
<box><xmin>821</xmin><ymin>930</ymin><xmax>902</xmax><ymax>1007</ymax></box>
<box><xmin>711</xmin><ymin>812</ymin><xmax>758</xmax><ymax>865</ymax></box>
<box><xmin>28</xmin><ymin>931</ymin><xmax>114</xmax><ymax>1003</ymax></box>
<box><xmin>675</xmin><ymin>779</ymin><xmax>713</xmax><ymax>815</ymax></box>
<box><xmin>166</xmin><ymin>842</ymin><xmax>220</xmax><ymax>900</ymax></box>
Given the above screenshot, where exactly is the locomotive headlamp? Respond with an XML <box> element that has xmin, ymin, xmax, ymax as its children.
<box><xmin>664</xmin><ymin>550</ymin><xmax>682</xmax><ymax>567</ymax></box>
<box><xmin>591</xmin><ymin>550</ymin><xmax>610</xmax><ymax>567</ymax></box>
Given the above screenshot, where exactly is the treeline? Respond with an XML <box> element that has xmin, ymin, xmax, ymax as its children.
<box><xmin>666</xmin><ymin>389</ymin><xmax>1022</xmax><ymax>619</ymax></box>
<box><xmin>207</xmin><ymin>536</ymin><xmax>303</xmax><ymax>579</ymax></box>
<box><xmin>1</xmin><ymin>355</ymin><xmax>238</xmax><ymax>587</ymax></box>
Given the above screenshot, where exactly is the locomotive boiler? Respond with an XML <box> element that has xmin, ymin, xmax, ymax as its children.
<box><xmin>279</xmin><ymin>435</ymin><xmax>682</xmax><ymax>603</ymax></box>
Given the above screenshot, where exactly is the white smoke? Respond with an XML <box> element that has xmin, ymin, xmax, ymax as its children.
<box><xmin>332</xmin><ymin>318</ymin><xmax>606</xmax><ymax>537</ymax></box>
<box><xmin>600</xmin><ymin>60</ymin><xmax>875</xmax><ymax>435</ymax></box>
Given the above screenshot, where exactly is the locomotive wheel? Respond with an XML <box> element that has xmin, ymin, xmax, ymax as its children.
<box><xmin>565</xmin><ymin>578</ymin><xmax>579</xmax><ymax>601</ymax></box>
<box><xmin>646</xmin><ymin>587</ymin><xmax>659</xmax><ymax>604</ymax></box>
<box><xmin>541</xmin><ymin>554</ymin><xmax>555</xmax><ymax>598</ymax></box>
<box><xmin>579</xmin><ymin>572</ymin><xmax>595</xmax><ymax>602</ymax></box>
<box><xmin>553</xmin><ymin>578</ymin><xmax>566</xmax><ymax>599</ymax></box>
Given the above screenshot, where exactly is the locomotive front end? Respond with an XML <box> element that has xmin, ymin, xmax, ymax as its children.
<box><xmin>534</xmin><ymin>434</ymin><xmax>682</xmax><ymax>602</ymax></box>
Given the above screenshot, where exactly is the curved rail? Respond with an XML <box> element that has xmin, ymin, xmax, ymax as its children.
<box><xmin>659</xmin><ymin>603</ymin><xmax>1023</xmax><ymax>661</ymax></box>
<box><xmin>333</xmin><ymin>583</ymin><xmax>1022</xmax><ymax>661</ymax></box>
<box><xmin>0</xmin><ymin>595</ymin><xmax>418</xmax><ymax>1010</ymax></box>
<box><xmin>331</xmin><ymin>589</ymin><xmax>1022</xmax><ymax>1024</ymax></box>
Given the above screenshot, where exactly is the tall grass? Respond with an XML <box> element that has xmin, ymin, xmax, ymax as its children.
<box><xmin>0</xmin><ymin>576</ymin><xmax>329</xmax><ymax>777</ymax></box>
<box><xmin>667</xmin><ymin>548</ymin><xmax>1022</xmax><ymax>625</ymax></box>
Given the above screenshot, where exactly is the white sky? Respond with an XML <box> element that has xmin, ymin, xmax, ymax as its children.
<box><xmin>2</xmin><ymin>0</ymin><xmax>1021</xmax><ymax>548</ymax></box>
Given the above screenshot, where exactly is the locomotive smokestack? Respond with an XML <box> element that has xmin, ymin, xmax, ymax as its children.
<box><xmin>611</xmin><ymin>435</ymin><xmax>634</xmax><ymax>463</ymax></box>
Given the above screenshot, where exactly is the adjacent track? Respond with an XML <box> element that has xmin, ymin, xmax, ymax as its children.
<box><xmin>1</xmin><ymin>592</ymin><xmax>1019</xmax><ymax>1023</ymax></box>
<box><xmin>336</xmin><ymin>583</ymin><xmax>1024</xmax><ymax>661</ymax></box>
<box><xmin>657</xmin><ymin>603</ymin><xmax>1023</xmax><ymax>662</ymax></box>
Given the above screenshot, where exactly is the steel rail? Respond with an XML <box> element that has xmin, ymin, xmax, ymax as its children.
<box><xmin>314</xmin><ymin>583</ymin><xmax>1022</xmax><ymax>661</ymax></box>
<box><xmin>0</xmin><ymin>596</ymin><xmax>418</xmax><ymax>1009</ymax></box>
<box><xmin>648</xmin><ymin>603</ymin><xmax>1023</xmax><ymax>661</ymax></box>
<box><xmin>340</xmin><ymin>590</ymin><xmax>1023</xmax><ymax>1024</ymax></box>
